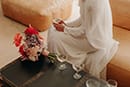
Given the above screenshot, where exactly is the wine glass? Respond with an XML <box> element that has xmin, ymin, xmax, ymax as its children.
<box><xmin>107</xmin><ymin>79</ymin><xmax>118</xmax><ymax>87</ymax></box>
<box><xmin>56</xmin><ymin>54</ymin><xmax>66</xmax><ymax>62</ymax></box>
<box><xmin>72</xmin><ymin>64</ymin><xmax>84</xmax><ymax>80</ymax></box>
<box><xmin>86</xmin><ymin>78</ymin><xmax>101</xmax><ymax>87</ymax></box>
<box><xmin>56</xmin><ymin>54</ymin><xmax>67</xmax><ymax>71</ymax></box>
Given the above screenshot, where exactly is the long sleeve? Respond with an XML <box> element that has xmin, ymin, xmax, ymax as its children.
<box><xmin>84</xmin><ymin>0</ymin><xmax>109</xmax><ymax>49</ymax></box>
<box><xmin>65</xmin><ymin>17</ymin><xmax>81</xmax><ymax>27</ymax></box>
<box><xmin>64</xmin><ymin>25</ymin><xmax>85</xmax><ymax>38</ymax></box>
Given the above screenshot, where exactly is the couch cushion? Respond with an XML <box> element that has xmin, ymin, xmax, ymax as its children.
<box><xmin>110</xmin><ymin>0</ymin><xmax>130</xmax><ymax>30</ymax></box>
<box><xmin>107</xmin><ymin>64</ymin><xmax>130</xmax><ymax>87</ymax></box>
<box><xmin>1</xmin><ymin>0</ymin><xmax>72</xmax><ymax>31</ymax></box>
<box><xmin>107</xmin><ymin>26</ymin><xmax>130</xmax><ymax>87</ymax></box>
<box><xmin>110</xmin><ymin>26</ymin><xmax>130</xmax><ymax>71</ymax></box>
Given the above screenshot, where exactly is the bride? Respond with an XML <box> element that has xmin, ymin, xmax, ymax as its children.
<box><xmin>47</xmin><ymin>0</ymin><xmax>119</xmax><ymax>78</ymax></box>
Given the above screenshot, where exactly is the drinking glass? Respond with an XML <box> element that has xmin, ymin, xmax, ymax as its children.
<box><xmin>56</xmin><ymin>54</ymin><xmax>66</xmax><ymax>62</ymax></box>
<box><xmin>56</xmin><ymin>54</ymin><xmax>67</xmax><ymax>71</ymax></box>
<box><xmin>86</xmin><ymin>79</ymin><xmax>101</xmax><ymax>87</ymax></box>
<box><xmin>72</xmin><ymin>64</ymin><xmax>84</xmax><ymax>80</ymax></box>
<box><xmin>107</xmin><ymin>79</ymin><xmax>118</xmax><ymax>87</ymax></box>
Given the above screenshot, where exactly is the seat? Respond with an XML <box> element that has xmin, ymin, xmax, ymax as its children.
<box><xmin>107</xmin><ymin>0</ymin><xmax>130</xmax><ymax>86</ymax></box>
<box><xmin>1</xmin><ymin>0</ymin><xmax>73</xmax><ymax>31</ymax></box>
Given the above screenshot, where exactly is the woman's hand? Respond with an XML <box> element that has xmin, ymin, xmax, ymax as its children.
<box><xmin>53</xmin><ymin>23</ymin><xmax>65</xmax><ymax>32</ymax></box>
<box><xmin>53</xmin><ymin>19</ymin><xmax>66</xmax><ymax>32</ymax></box>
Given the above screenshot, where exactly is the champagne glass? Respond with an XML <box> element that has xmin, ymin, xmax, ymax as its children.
<box><xmin>56</xmin><ymin>54</ymin><xmax>67</xmax><ymax>71</ymax></box>
<box><xmin>107</xmin><ymin>79</ymin><xmax>118</xmax><ymax>87</ymax></box>
<box><xmin>86</xmin><ymin>78</ymin><xmax>101</xmax><ymax>87</ymax></box>
<box><xmin>72</xmin><ymin>64</ymin><xmax>84</xmax><ymax>80</ymax></box>
<box><xmin>56</xmin><ymin>54</ymin><xmax>66</xmax><ymax>62</ymax></box>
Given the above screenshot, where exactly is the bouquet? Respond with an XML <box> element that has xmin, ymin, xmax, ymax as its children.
<box><xmin>13</xmin><ymin>25</ymin><xmax>56</xmax><ymax>63</ymax></box>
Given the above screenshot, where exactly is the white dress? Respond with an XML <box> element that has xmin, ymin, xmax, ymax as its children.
<box><xmin>47</xmin><ymin>0</ymin><xmax>119</xmax><ymax>78</ymax></box>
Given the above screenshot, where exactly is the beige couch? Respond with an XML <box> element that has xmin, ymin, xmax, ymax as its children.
<box><xmin>107</xmin><ymin>0</ymin><xmax>130</xmax><ymax>87</ymax></box>
<box><xmin>1</xmin><ymin>0</ymin><xmax>72</xmax><ymax>31</ymax></box>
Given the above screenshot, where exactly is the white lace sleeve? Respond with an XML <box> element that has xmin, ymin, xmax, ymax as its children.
<box><xmin>64</xmin><ymin>25</ymin><xmax>85</xmax><ymax>38</ymax></box>
<box><xmin>65</xmin><ymin>17</ymin><xmax>81</xmax><ymax>27</ymax></box>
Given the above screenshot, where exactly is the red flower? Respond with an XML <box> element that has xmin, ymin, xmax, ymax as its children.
<box><xmin>19</xmin><ymin>44</ymin><xmax>25</xmax><ymax>56</ymax></box>
<box><xmin>13</xmin><ymin>33</ymin><xmax>22</xmax><ymax>47</ymax></box>
<box><xmin>24</xmin><ymin>25</ymin><xmax>39</xmax><ymax>35</ymax></box>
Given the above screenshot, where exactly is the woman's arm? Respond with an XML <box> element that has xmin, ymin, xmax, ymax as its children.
<box><xmin>65</xmin><ymin>17</ymin><xmax>81</xmax><ymax>27</ymax></box>
<box><xmin>64</xmin><ymin>25</ymin><xmax>85</xmax><ymax>38</ymax></box>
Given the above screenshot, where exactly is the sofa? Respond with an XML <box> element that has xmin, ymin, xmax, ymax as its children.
<box><xmin>1</xmin><ymin>0</ymin><xmax>72</xmax><ymax>31</ymax></box>
<box><xmin>107</xmin><ymin>0</ymin><xmax>130</xmax><ymax>87</ymax></box>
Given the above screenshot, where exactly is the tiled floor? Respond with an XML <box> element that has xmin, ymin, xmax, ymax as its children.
<box><xmin>0</xmin><ymin>0</ymin><xmax>79</xmax><ymax>69</ymax></box>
